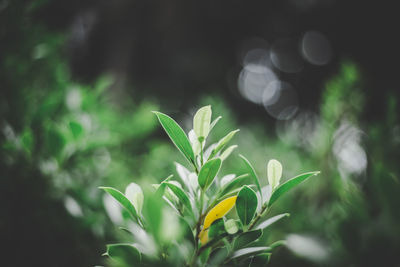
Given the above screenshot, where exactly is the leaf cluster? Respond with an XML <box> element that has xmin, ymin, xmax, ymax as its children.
<box><xmin>101</xmin><ymin>106</ymin><xmax>319</xmax><ymax>266</ymax></box>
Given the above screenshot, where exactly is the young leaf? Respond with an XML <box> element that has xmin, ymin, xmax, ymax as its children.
<box><xmin>193</xmin><ymin>105</ymin><xmax>212</xmax><ymax>141</ymax></box>
<box><xmin>239</xmin><ymin>155</ymin><xmax>262</xmax><ymax>197</ymax></box>
<box><xmin>267</xmin><ymin>159</ymin><xmax>282</xmax><ymax>190</ymax></box>
<box><xmin>230</xmin><ymin>247</ymin><xmax>272</xmax><ymax>260</ymax></box>
<box><xmin>255</xmin><ymin>213</ymin><xmax>290</xmax><ymax>230</ymax></box>
<box><xmin>269</xmin><ymin>171</ymin><xmax>320</xmax><ymax>206</ymax></box>
<box><xmin>220</xmin><ymin>145</ymin><xmax>238</xmax><ymax>161</ymax></box>
<box><xmin>164</xmin><ymin>182</ymin><xmax>193</xmax><ymax>215</ymax></box>
<box><xmin>188</xmin><ymin>129</ymin><xmax>202</xmax><ymax>156</ymax></box>
<box><xmin>198</xmin><ymin>158</ymin><xmax>222</xmax><ymax>190</ymax></box>
<box><xmin>234</xmin><ymin>229</ymin><xmax>263</xmax><ymax>249</ymax></box>
<box><xmin>209</xmin><ymin>129</ymin><xmax>240</xmax><ymax>158</ymax></box>
<box><xmin>100</xmin><ymin>187</ymin><xmax>138</xmax><ymax>222</ymax></box>
<box><xmin>236</xmin><ymin>186</ymin><xmax>258</xmax><ymax>226</ymax></box>
<box><xmin>105</xmin><ymin>243</ymin><xmax>141</xmax><ymax>264</ymax></box>
<box><xmin>210</xmin><ymin>115</ymin><xmax>222</xmax><ymax>131</ymax></box>
<box><xmin>125</xmin><ymin>183</ymin><xmax>144</xmax><ymax>215</ymax></box>
<box><xmin>153</xmin><ymin>111</ymin><xmax>195</xmax><ymax>164</ymax></box>
<box><xmin>224</xmin><ymin>219</ymin><xmax>239</xmax><ymax>234</ymax></box>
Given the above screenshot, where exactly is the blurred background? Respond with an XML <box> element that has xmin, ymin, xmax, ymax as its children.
<box><xmin>1</xmin><ymin>0</ymin><xmax>399</xmax><ymax>266</ymax></box>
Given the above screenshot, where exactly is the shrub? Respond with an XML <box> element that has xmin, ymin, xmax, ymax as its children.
<box><xmin>101</xmin><ymin>106</ymin><xmax>319</xmax><ymax>266</ymax></box>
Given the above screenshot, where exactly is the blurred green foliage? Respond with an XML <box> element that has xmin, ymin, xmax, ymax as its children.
<box><xmin>1</xmin><ymin>1</ymin><xmax>399</xmax><ymax>266</ymax></box>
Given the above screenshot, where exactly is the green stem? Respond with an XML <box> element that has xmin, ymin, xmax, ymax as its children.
<box><xmin>248</xmin><ymin>203</ymin><xmax>270</xmax><ymax>230</ymax></box>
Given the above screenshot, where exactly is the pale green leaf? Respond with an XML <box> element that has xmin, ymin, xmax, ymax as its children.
<box><xmin>230</xmin><ymin>246</ymin><xmax>272</xmax><ymax>260</ymax></box>
<box><xmin>220</xmin><ymin>145</ymin><xmax>238</xmax><ymax>161</ymax></box>
<box><xmin>193</xmin><ymin>105</ymin><xmax>212</xmax><ymax>141</ymax></box>
<box><xmin>267</xmin><ymin>159</ymin><xmax>282</xmax><ymax>190</ymax></box>
<box><xmin>255</xmin><ymin>213</ymin><xmax>290</xmax><ymax>230</ymax></box>
<box><xmin>125</xmin><ymin>183</ymin><xmax>144</xmax><ymax>215</ymax></box>
<box><xmin>209</xmin><ymin>130</ymin><xmax>240</xmax><ymax>158</ymax></box>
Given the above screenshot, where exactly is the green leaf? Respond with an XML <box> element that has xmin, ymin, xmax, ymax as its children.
<box><xmin>255</xmin><ymin>213</ymin><xmax>290</xmax><ymax>230</ymax></box>
<box><xmin>236</xmin><ymin>186</ymin><xmax>258</xmax><ymax>226</ymax></box>
<box><xmin>234</xmin><ymin>229</ymin><xmax>263</xmax><ymax>249</ymax></box>
<box><xmin>224</xmin><ymin>219</ymin><xmax>239</xmax><ymax>234</ymax></box>
<box><xmin>105</xmin><ymin>243</ymin><xmax>141</xmax><ymax>264</ymax></box>
<box><xmin>269</xmin><ymin>171</ymin><xmax>320</xmax><ymax>206</ymax></box>
<box><xmin>125</xmin><ymin>183</ymin><xmax>144</xmax><ymax>215</ymax></box>
<box><xmin>69</xmin><ymin>121</ymin><xmax>83</xmax><ymax>139</ymax></box>
<box><xmin>267</xmin><ymin>159</ymin><xmax>282</xmax><ymax>190</ymax></box>
<box><xmin>220</xmin><ymin>145</ymin><xmax>238</xmax><ymax>161</ymax></box>
<box><xmin>230</xmin><ymin>246</ymin><xmax>272</xmax><ymax>260</ymax></box>
<box><xmin>210</xmin><ymin>116</ymin><xmax>222</xmax><ymax>131</ymax></box>
<box><xmin>193</xmin><ymin>105</ymin><xmax>212</xmax><ymax>141</ymax></box>
<box><xmin>198</xmin><ymin>158</ymin><xmax>222</xmax><ymax>190</ymax></box>
<box><xmin>208</xmin><ymin>218</ymin><xmax>226</xmax><ymax>239</ymax></box>
<box><xmin>218</xmin><ymin>174</ymin><xmax>249</xmax><ymax>198</ymax></box>
<box><xmin>153</xmin><ymin>111</ymin><xmax>195</xmax><ymax>164</ymax></box>
<box><xmin>239</xmin><ymin>155</ymin><xmax>262</xmax><ymax>197</ymax></box>
<box><xmin>164</xmin><ymin>182</ymin><xmax>193</xmax><ymax>215</ymax></box>
<box><xmin>209</xmin><ymin>129</ymin><xmax>240</xmax><ymax>158</ymax></box>
<box><xmin>100</xmin><ymin>187</ymin><xmax>138</xmax><ymax>222</ymax></box>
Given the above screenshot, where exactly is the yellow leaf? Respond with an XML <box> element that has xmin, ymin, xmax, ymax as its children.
<box><xmin>198</xmin><ymin>196</ymin><xmax>237</xmax><ymax>245</ymax></box>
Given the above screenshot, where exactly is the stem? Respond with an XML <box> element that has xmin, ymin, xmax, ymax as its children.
<box><xmin>248</xmin><ymin>203</ymin><xmax>269</xmax><ymax>230</ymax></box>
<box><xmin>200</xmin><ymin>140</ymin><xmax>204</xmax><ymax>166</ymax></box>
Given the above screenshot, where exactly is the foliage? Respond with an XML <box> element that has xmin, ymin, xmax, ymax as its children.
<box><xmin>101</xmin><ymin>106</ymin><xmax>319</xmax><ymax>266</ymax></box>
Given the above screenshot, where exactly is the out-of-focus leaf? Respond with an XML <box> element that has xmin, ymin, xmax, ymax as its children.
<box><xmin>269</xmin><ymin>171</ymin><xmax>320</xmax><ymax>206</ymax></box>
<box><xmin>209</xmin><ymin>129</ymin><xmax>240</xmax><ymax>158</ymax></box>
<box><xmin>198</xmin><ymin>158</ymin><xmax>222</xmax><ymax>190</ymax></box>
<box><xmin>267</xmin><ymin>159</ymin><xmax>282</xmax><ymax>190</ymax></box>
<box><xmin>208</xmin><ymin>218</ymin><xmax>225</xmax><ymax>239</ymax></box>
<box><xmin>164</xmin><ymin>181</ymin><xmax>193</xmax><ymax>215</ymax></box>
<box><xmin>234</xmin><ymin>229</ymin><xmax>262</xmax><ymax>249</ymax></box>
<box><xmin>125</xmin><ymin>183</ymin><xmax>144</xmax><ymax>215</ymax></box>
<box><xmin>210</xmin><ymin>115</ymin><xmax>222</xmax><ymax>131</ymax></box>
<box><xmin>224</xmin><ymin>219</ymin><xmax>239</xmax><ymax>234</ymax></box>
<box><xmin>105</xmin><ymin>243</ymin><xmax>141</xmax><ymax>264</ymax></box>
<box><xmin>230</xmin><ymin>247</ymin><xmax>272</xmax><ymax>260</ymax></box>
<box><xmin>236</xmin><ymin>186</ymin><xmax>258</xmax><ymax>226</ymax></box>
<box><xmin>100</xmin><ymin>187</ymin><xmax>138</xmax><ymax>222</ymax></box>
<box><xmin>209</xmin><ymin>246</ymin><xmax>229</xmax><ymax>266</ymax></box>
<box><xmin>153</xmin><ymin>111</ymin><xmax>195</xmax><ymax>165</ymax></box>
<box><xmin>69</xmin><ymin>121</ymin><xmax>83</xmax><ymax>139</ymax></box>
<box><xmin>220</xmin><ymin>145</ymin><xmax>238</xmax><ymax>161</ymax></box>
<box><xmin>239</xmin><ymin>155</ymin><xmax>262</xmax><ymax>197</ymax></box>
<box><xmin>193</xmin><ymin>105</ymin><xmax>212</xmax><ymax>141</ymax></box>
<box><xmin>255</xmin><ymin>213</ymin><xmax>290</xmax><ymax>230</ymax></box>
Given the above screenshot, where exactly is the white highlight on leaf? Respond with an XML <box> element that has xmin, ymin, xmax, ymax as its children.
<box><xmin>267</xmin><ymin>159</ymin><xmax>283</xmax><ymax>190</ymax></box>
<box><xmin>193</xmin><ymin>105</ymin><xmax>212</xmax><ymax>140</ymax></box>
<box><xmin>125</xmin><ymin>182</ymin><xmax>144</xmax><ymax>215</ymax></box>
